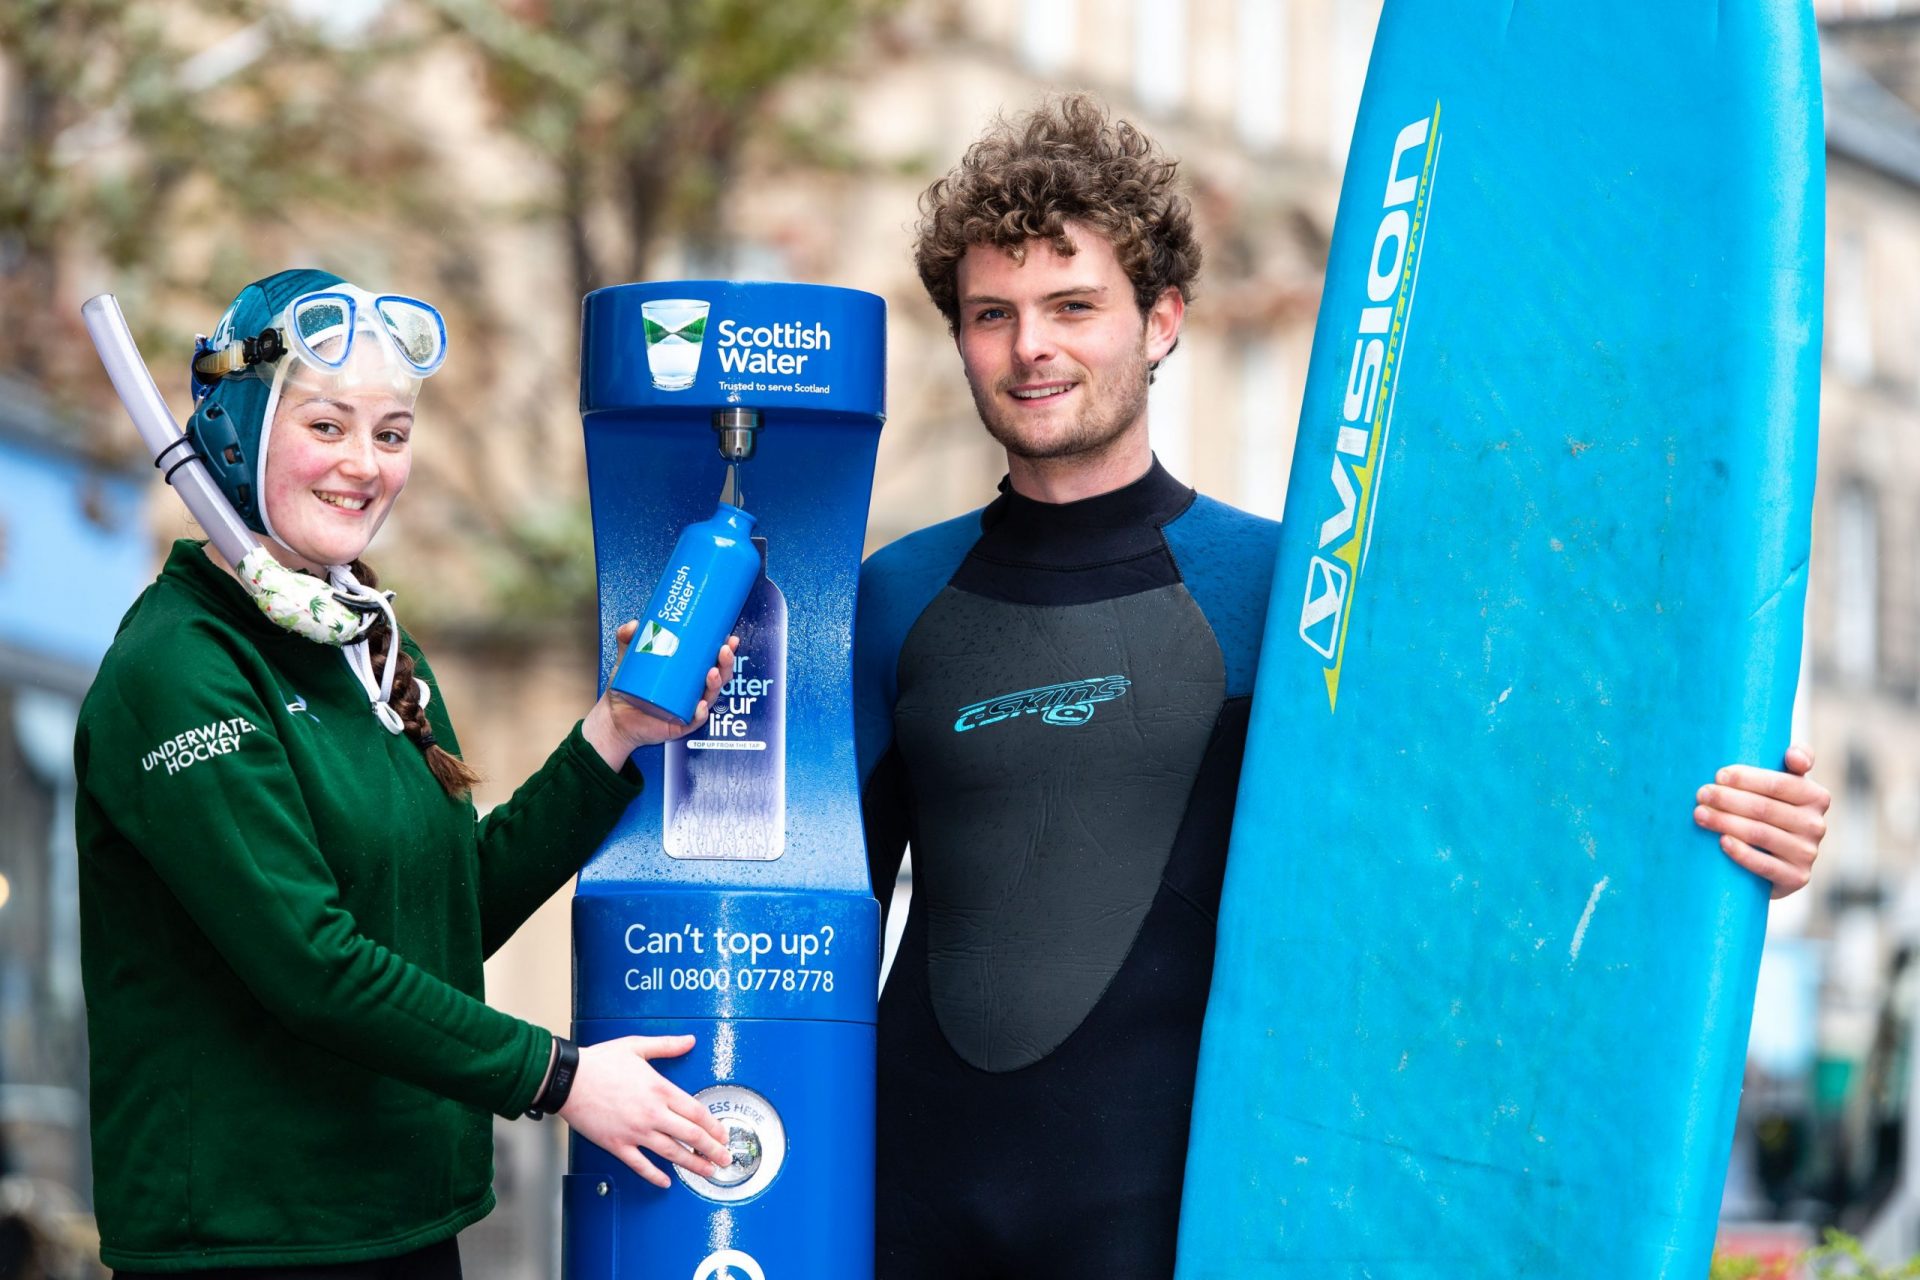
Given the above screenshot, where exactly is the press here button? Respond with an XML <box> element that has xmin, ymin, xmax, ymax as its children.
<box><xmin>676</xmin><ymin>1084</ymin><xmax>786</xmax><ymax>1203</ymax></box>
<box><xmin>708</xmin><ymin>1123</ymin><xmax>761</xmax><ymax>1187</ymax></box>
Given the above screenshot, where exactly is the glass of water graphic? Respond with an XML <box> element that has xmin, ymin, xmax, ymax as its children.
<box><xmin>640</xmin><ymin>298</ymin><xmax>711</xmax><ymax>391</ymax></box>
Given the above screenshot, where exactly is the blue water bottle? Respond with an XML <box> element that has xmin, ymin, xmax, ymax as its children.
<box><xmin>611</xmin><ymin>502</ymin><xmax>760</xmax><ymax>723</ymax></box>
<box><xmin>663</xmin><ymin>536</ymin><xmax>786</xmax><ymax>859</ymax></box>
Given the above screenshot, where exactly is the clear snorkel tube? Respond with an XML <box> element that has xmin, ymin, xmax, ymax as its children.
<box><xmin>80</xmin><ymin>293</ymin><xmax>385</xmax><ymax>646</ymax></box>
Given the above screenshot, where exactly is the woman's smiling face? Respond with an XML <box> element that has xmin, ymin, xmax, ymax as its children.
<box><xmin>261</xmin><ymin>362</ymin><xmax>414</xmax><ymax>572</ymax></box>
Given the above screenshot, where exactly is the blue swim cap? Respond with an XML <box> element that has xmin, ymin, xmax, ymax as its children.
<box><xmin>187</xmin><ymin>268</ymin><xmax>346</xmax><ymax>534</ymax></box>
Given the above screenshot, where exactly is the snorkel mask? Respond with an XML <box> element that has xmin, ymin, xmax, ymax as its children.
<box><xmin>188</xmin><ymin>273</ymin><xmax>447</xmax><ymax>537</ymax></box>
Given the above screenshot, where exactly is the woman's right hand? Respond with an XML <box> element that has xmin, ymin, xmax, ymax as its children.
<box><xmin>581</xmin><ymin>628</ymin><xmax>739</xmax><ymax>770</ymax></box>
<box><xmin>558</xmin><ymin>1035</ymin><xmax>734</xmax><ymax>1188</ymax></box>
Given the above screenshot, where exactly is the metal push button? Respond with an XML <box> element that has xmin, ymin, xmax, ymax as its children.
<box><xmin>707</xmin><ymin>1121</ymin><xmax>762</xmax><ymax>1187</ymax></box>
<box><xmin>676</xmin><ymin>1084</ymin><xmax>786</xmax><ymax>1203</ymax></box>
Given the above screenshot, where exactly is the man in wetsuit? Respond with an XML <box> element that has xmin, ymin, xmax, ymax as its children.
<box><xmin>853</xmin><ymin>94</ymin><xmax>1832</xmax><ymax>1277</ymax></box>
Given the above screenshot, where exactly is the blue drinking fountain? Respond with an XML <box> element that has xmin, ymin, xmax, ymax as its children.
<box><xmin>565</xmin><ymin>281</ymin><xmax>886</xmax><ymax>1280</ymax></box>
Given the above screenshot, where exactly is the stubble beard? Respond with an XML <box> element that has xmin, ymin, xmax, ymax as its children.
<box><xmin>969</xmin><ymin>345</ymin><xmax>1152</xmax><ymax>465</ymax></box>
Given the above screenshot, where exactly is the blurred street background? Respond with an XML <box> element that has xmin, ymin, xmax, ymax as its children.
<box><xmin>2</xmin><ymin>0</ymin><xmax>1917</xmax><ymax>1274</ymax></box>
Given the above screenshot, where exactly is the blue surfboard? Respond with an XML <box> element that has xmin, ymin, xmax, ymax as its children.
<box><xmin>1177</xmin><ymin>4</ymin><xmax>1823</xmax><ymax>1276</ymax></box>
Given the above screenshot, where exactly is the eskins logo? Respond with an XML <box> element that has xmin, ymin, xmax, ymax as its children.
<box><xmin>953</xmin><ymin>675</ymin><xmax>1132</xmax><ymax>732</ymax></box>
<box><xmin>1299</xmin><ymin>103</ymin><xmax>1442</xmax><ymax>711</ymax></box>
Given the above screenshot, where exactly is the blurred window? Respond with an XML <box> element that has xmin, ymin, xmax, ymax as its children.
<box><xmin>1832</xmin><ymin>907</ymin><xmax>1884</xmax><ymax>1029</ymax></box>
<box><xmin>1835</xmin><ymin>750</ymin><xmax>1883</xmax><ymax>891</ymax></box>
<box><xmin>1234</xmin><ymin>0</ymin><xmax>1287</xmax><ymax>149</ymax></box>
<box><xmin>1834</xmin><ymin>481</ymin><xmax>1881</xmax><ymax>684</ymax></box>
<box><xmin>1020</xmin><ymin>0</ymin><xmax>1077</xmax><ymax>76</ymax></box>
<box><xmin>1236</xmin><ymin>334</ymin><xmax>1290</xmax><ymax>518</ymax></box>
<box><xmin>1326</xmin><ymin>1</ymin><xmax>1379</xmax><ymax>166</ymax></box>
<box><xmin>1133</xmin><ymin>0</ymin><xmax>1188</xmax><ymax>115</ymax></box>
<box><xmin>1831</xmin><ymin>227</ymin><xmax>1873</xmax><ymax>385</ymax></box>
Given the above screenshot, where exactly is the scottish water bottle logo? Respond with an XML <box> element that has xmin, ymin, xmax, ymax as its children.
<box><xmin>635</xmin><ymin>620</ymin><xmax>679</xmax><ymax>657</ymax></box>
<box><xmin>640</xmin><ymin>298</ymin><xmax>711</xmax><ymax>391</ymax></box>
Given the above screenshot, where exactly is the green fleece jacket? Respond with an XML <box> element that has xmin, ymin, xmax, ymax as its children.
<box><xmin>74</xmin><ymin>541</ymin><xmax>639</xmax><ymax>1272</ymax></box>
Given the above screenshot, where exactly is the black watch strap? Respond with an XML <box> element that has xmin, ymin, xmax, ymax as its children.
<box><xmin>526</xmin><ymin>1037</ymin><xmax>580</xmax><ymax>1120</ymax></box>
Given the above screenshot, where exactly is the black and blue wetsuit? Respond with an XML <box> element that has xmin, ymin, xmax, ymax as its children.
<box><xmin>854</xmin><ymin>460</ymin><xmax>1279</xmax><ymax>1277</ymax></box>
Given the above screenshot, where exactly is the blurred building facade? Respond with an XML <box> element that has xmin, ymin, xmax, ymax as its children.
<box><xmin>1809</xmin><ymin>13</ymin><xmax>1920</xmax><ymax>1110</ymax></box>
<box><xmin>1728</xmin><ymin>4</ymin><xmax>1920</xmax><ymax>1253</ymax></box>
<box><xmin>0</xmin><ymin>381</ymin><xmax>149</xmax><ymax>1276</ymax></box>
<box><xmin>10</xmin><ymin>0</ymin><xmax>1920</xmax><ymax>1274</ymax></box>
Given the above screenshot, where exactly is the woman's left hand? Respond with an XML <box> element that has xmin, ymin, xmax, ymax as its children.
<box><xmin>582</xmin><ymin>625</ymin><xmax>738</xmax><ymax>770</ymax></box>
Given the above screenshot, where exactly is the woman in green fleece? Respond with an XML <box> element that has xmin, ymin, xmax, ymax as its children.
<box><xmin>76</xmin><ymin>270</ymin><xmax>736</xmax><ymax>1278</ymax></box>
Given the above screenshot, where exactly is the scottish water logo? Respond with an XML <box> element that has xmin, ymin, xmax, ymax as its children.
<box><xmin>641</xmin><ymin>299</ymin><xmax>711</xmax><ymax>391</ymax></box>
<box><xmin>714</xmin><ymin>319</ymin><xmax>831</xmax><ymax>375</ymax></box>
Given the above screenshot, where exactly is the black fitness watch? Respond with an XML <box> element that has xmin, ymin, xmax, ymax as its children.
<box><xmin>526</xmin><ymin>1036</ymin><xmax>580</xmax><ymax>1120</ymax></box>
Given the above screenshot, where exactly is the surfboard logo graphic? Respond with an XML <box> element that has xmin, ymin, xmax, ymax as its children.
<box><xmin>952</xmin><ymin>675</ymin><xmax>1133</xmax><ymax>732</ymax></box>
<box><xmin>1298</xmin><ymin>556</ymin><xmax>1348</xmax><ymax>659</ymax></box>
<box><xmin>1298</xmin><ymin>102</ymin><xmax>1443</xmax><ymax>711</ymax></box>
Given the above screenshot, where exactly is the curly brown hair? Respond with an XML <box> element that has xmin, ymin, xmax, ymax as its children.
<box><xmin>914</xmin><ymin>94</ymin><xmax>1201</xmax><ymax>332</ymax></box>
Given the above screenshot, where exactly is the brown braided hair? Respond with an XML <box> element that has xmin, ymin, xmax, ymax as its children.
<box><xmin>348</xmin><ymin>559</ymin><xmax>481</xmax><ymax>799</ymax></box>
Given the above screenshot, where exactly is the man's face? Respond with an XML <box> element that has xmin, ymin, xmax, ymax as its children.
<box><xmin>953</xmin><ymin>221</ymin><xmax>1182</xmax><ymax>467</ymax></box>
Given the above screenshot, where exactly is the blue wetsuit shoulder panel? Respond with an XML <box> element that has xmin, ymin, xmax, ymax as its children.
<box><xmin>854</xmin><ymin>510</ymin><xmax>983</xmax><ymax>784</ymax></box>
<box><xmin>1160</xmin><ymin>494</ymin><xmax>1281</xmax><ymax>700</ymax></box>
